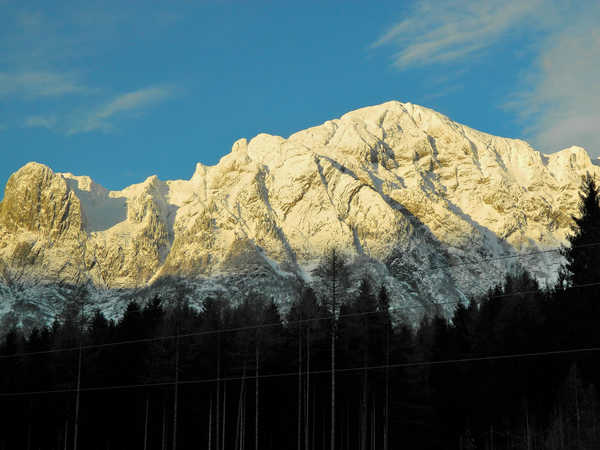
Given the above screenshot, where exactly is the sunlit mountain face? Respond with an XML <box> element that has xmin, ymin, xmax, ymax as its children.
<box><xmin>0</xmin><ymin>101</ymin><xmax>595</xmax><ymax>331</ymax></box>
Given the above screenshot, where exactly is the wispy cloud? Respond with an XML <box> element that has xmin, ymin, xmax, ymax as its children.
<box><xmin>0</xmin><ymin>71</ymin><xmax>90</xmax><ymax>99</ymax></box>
<box><xmin>24</xmin><ymin>115</ymin><xmax>57</xmax><ymax>129</ymax></box>
<box><xmin>510</xmin><ymin>17</ymin><xmax>600</xmax><ymax>154</ymax></box>
<box><xmin>18</xmin><ymin>86</ymin><xmax>175</xmax><ymax>134</ymax></box>
<box><xmin>1</xmin><ymin>7</ymin><xmax>182</xmax><ymax>134</ymax></box>
<box><xmin>67</xmin><ymin>86</ymin><xmax>176</xmax><ymax>135</ymax></box>
<box><xmin>97</xmin><ymin>87</ymin><xmax>174</xmax><ymax>120</ymax></box>
<box><xmin>372</xmin><ymin>0</ymin><xmax>544</xmax><ymax>68</ymax></box>
<box><xmin>373</xmin><ymin>0</ymin><xmax>600</xmax><ymax>156</ymax></box>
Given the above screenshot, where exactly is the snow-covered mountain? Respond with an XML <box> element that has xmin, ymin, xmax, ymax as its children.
<box><xmin>0</xmin><ymin>101</ymin><xmax>597</xmax><ymax>330</ymax></box>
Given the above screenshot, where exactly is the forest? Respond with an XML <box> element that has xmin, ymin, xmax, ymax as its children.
<box><xmin>2</xmin><ymin>176</ymin><xmax>600</xmax><ymax>450</ymax></box>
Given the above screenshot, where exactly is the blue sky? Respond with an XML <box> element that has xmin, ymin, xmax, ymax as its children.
<box><xmin>1</xmin><ymin>0</ymin><xmax>599</xmax><ymax>193</ymax></box>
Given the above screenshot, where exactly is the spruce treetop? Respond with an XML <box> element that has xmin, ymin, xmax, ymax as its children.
<box><xmin>562</xmin><ymin>174</ymin><xmax>600</xmax><ymax>286</ymax></box>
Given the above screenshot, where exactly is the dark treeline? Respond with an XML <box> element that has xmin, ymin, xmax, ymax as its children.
<box><xmin>2</xmin><ymin>176</ymin><xmax>600</xmax><ymax>450</ymax></box>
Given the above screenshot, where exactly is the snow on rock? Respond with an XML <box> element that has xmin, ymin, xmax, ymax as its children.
<box><xmin>0</xmin><ymin>100</ymin><xmax>597</xmax><ymax>330</ymax></box>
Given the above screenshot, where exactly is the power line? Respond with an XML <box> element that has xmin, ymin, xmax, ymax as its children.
<box><xmin>418</xmin><ymin>244</ymin><xmax>565</xmax><ymax>272</ymax></box>
<box><xmin>2</xmin><ymin>344</ymin><xmax>599</xmax><ymax>398</ymax></box>
<box><xmin>401</xmin><ymin>240</ymin><xmax>600</xmax><ymax>274</ymax></box>
<box><xmin>0</xmin><ymin>239</ymin><xmax>593</xmax><ymax>361</ymax></box>
<box><xmin>2</xmin><ymin>278</ymin><xmax>600</xmax><ymax>361</ymax></box>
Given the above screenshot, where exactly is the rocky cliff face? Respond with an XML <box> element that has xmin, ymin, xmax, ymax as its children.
<box><xmin>0</xmin><ymin>101</ymin><xmax>597</xmax><ymax>330</ymax></box>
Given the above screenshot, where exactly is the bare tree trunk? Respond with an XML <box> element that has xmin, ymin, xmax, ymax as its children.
<box><xmin>558</xmin><ymin>406</ymin><xmax>564</xmax><ymax>450</ymax></box>
<box><xmin>525</xmin><ymin>400</ymin><xmax>531</xmax><ymax>450</ymax></box>
<box><xmin>360</xmin><ymin>361</ymin><xmax>367</xmax><ymax>450</ymax></box>
<box><xmin>240</xmin><ymin>386</ymin><xmax>245</xmax><ymax>450</ymax></box>
<box><xmin>322</xmin><ymin>413</ymin><xmax>326</xmax><ymax>450</ymax></box>
<box><xmin>73</xmin><ymin>344</ymin><xmax>83</xmax><ymax>450</ymax></box>
<box><xmin>236</xmin><ymin>363</ymin><xmax>247</xmax><ymax>450</ymax></box>
<box><xmin>255</xmin><ymin>335</ymin><xmax>260</xmax><ymax>450</ymax></box>
<box><xmin>346</xmin><ymin>408</ymin><xmax>350</xmax><ymax>450</ymax></box>
<box><xmin>242</xmin><ymin>390</ymin><xmax>246</xmax><ymax>450</ymax></box>
<box><xmin>593</xmin><ymin>398</ymin><xmax>598</xmax><ymax>443</ymax></box>
<box><xmin>331</xmin><ymin>323</ymin><xmax>336</xmax><ymax>450</ymax></box>
<box><xmin>208</xmin><ymin>397</ymin><xmax>213</xmax><ymax>450</ymax></box>
<box><xmin>574</xmin><ymin>368</ymin><xmax>581</xmax><ymax>449</ymax></box>
<box><xmin>312</xmin><ymin>389</ymin><xmax>316</xmax><ymax>450</ymax></box>
<box><xmin>162</xmin><ymin>398</ymin><xmax>167</xmax><ymax>450</ymax></box>
<box><xmin>63</xmin><ymin>420</ymin><xmax>69</xmax><ymax>450</ymax></box>
<box><xmin>222</xmin><ymin>383</ymin><xmax>227</xmax><ymax>450</ymax></box>
<box><xmin>74</xmin><ymin>300</ymin><xmax>84</xmax><ymax>450</ymax></box>
<box><xmin>341</xmin><ymin>408</ymin><xmax>346</xmax><ymax>450</ymax></box>
<box><xmin>298</xmin><ymin>321</ymin><xmax>303</xmax><ymax>450</ymax></box>
<box><xmin>144</xmin><ymin>398</ymin><xmax>149</xmax><ymax>450</ymax></box>
<box><xmin>235</xmin><ymin>384</ymin><xmax>240</xmax><ymax>450</ymax></box>
<box><xmin>340</xmin><ymin>408</ymin><xmax>343</xmax><ymax>450</ymax></box>
<box><xmin>371</xmin><ymin>400</ymin><xmax>376</xmax><ymax>450</ymax></box>
<box><xmin>305</xmin><ymin>326</ymin><xmax>310</xmax><ymax>450</ymax></box>
<box><xmin>235</xmin><ymin>383</ymin><xmax>241</xmax><ymax>450</ymax></box>
<box><xmin>173</xmin><ymin>334</ymin><xmax>180</xmax><ymax>450</ymax></box>
<box><xmin>331</xmin><ymin>249</ymin><xmax>337</xmax><ymax>450</ymax></box>
<box><xmin>216</xmin><ymin>334</ymin><xmax>221</xmax><ymax>450</ymax></box>
<box><xmin>384</xmin><ymin>322</ymin><xmax>390</xmax><ymax>450</ymax></box>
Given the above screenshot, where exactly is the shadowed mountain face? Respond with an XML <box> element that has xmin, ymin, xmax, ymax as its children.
<box><xmin>0</xmin><ymin>101</ymin><xmax>596</xmax><ymax>329</ymax></box>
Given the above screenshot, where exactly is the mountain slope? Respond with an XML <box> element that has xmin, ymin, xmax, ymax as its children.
<box><xmin>0</xmin><ymin>101</ymin><xmax>597</xmax><ymax>329</ymax></box>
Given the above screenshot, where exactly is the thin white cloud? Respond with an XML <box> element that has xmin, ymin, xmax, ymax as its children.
<box><xmin>372</xmin><ymin>0</ymin><xmax>544</xmax><ymax>68</ymax></box>
<box><xmin>67</xmin><ymin>86</ymin><xmax>175</xmax><ymax>135</ymax></box>
<box><xmin>24</xmin><ymin>115</ymin><xmax>57</xmax><ymax>129</ymax></box>
<box><xmin>0</xmin><ymin>71</ymin><xmax>89</xmax><ymax>99</ymax></box>
<box><xmin>373</xmin><ymin>0</ymin><xmax>600</xmax><ymax>156</ymax></box>
<box><xmin>0</xmin><ymin>7</ymin><xmax>181</xmax><ymax>134</ymax></box>
<box><xmin>97</xmin><ymin>86</ymin><xmax>174</xmax><ymax>120</ymax></box>
<box><xmin>512</xmin><ymin>18</ymin><xmax>600</xmax><ymax>155</ymax></box>
<box><xmin>17</xmin><ymin>86</ymin><xmax>175</xmax><ymax>134</ymax></box>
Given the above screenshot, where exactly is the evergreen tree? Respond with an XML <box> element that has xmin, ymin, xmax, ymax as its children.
<box><xmin>561</xmin><ymin>174</ymin><xmax>600</xmax><ymax>287</ymax></box>
<box><xmin>451</xmin><ymin>298</ymin><xmax>478</xmax><ymax>356</ymax></box>
<box><xmin>118</xmin><ymin>301</ymin><xmax>145</xmax><ymax>339</ymax></box>
<box><xmin>88</xmin><ymin>308</ymin><xmax>112</xmax><ymax>343</ymax></box>
<box><xmin>143</xmin><ymin>296</ymin><xmax>165</xmax><ymax>335</ymax></box>
<box><xmin>556</xmin><ymin>175</ymin><xmax>600</xmax><ymax>356</ymax></box>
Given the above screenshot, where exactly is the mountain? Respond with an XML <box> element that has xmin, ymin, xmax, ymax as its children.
<box><xmin>0</xmin><ymin>101</ymin><xmax>597</xmax><ymax>331</ymax></box>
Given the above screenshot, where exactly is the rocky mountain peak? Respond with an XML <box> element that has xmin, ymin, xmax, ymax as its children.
<box><xmin>0</xmin><ymin>101</ymin><xmax>598</xmax><ymax>330</ymax></box>
<box><xmin>0</xmin><ymin>162</ymin><xmax>83</xmax><ymax>238</ymax></box>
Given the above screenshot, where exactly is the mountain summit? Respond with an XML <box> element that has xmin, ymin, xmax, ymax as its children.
<box><xmin>0</xmin><ymin>101</ymin><xmax>597</xmax><ymax>328</ymax></box>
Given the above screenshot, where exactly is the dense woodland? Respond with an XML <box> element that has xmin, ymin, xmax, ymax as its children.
<box><xmin>2</xmin><ymin>176</ymin><xmax>600</xmax><ymax>450</ymax></box>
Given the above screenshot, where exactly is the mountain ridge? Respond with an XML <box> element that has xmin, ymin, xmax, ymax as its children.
<box><xmin>0</xmin><ymin>100</ymin><xmax>597</xmax><ymax>330</ymax></box>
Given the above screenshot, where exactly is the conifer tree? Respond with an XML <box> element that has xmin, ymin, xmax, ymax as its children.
<box><xmin>562</xmin><ymin>174</ymin><xmax>600</xmax><ymax>287</ymax></box>
<box><xmin>558</xmin><ymin>174</ymin><xmax>600</xmax><ymax>350</ymax></box>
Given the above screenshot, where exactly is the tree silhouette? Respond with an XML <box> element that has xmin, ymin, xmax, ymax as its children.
<box><xmin>562</xmin><ymin>174</ymin><xmax>600</xmax><ymax>287</ymax></box>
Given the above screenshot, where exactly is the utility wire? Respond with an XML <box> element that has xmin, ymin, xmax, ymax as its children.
<box><xmin>1</xmin><ymin>278</ymin><xmax>599</xmax><ymax>361</ymax></box>
<box><xmin>419</xmin><ymin>244</ymin><xmax>566</xmax><ymax>272</ymax></box>
<box><xmin>401</xmin><ymin>240</ymin><xmax>600</xmax><ymax>273</ymax></box>
<box><xmin>0</xmin><ymin>239</ymin><xmax>594</xmax><ymax>360</ymax></box>
<box><xmin>1</xmin><ymin>344</ymin><xmax>600</xmax><ymax>398</ymax></box>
